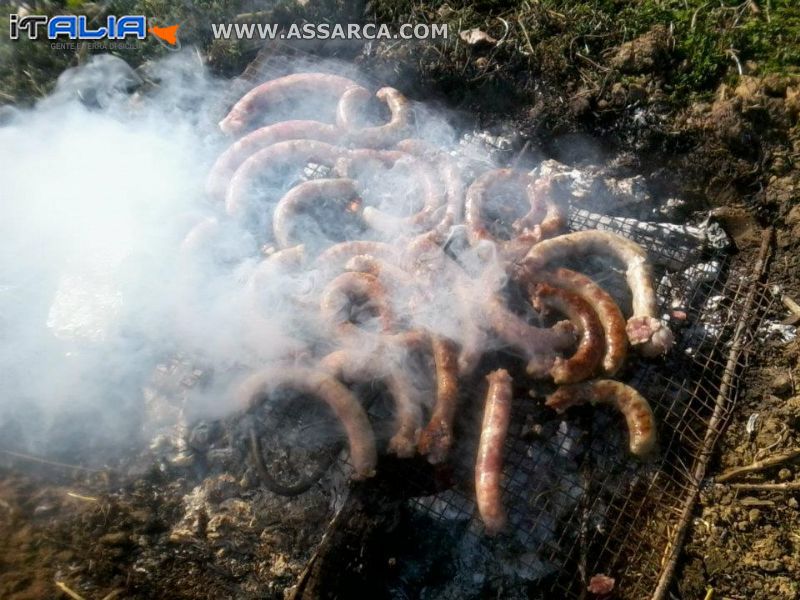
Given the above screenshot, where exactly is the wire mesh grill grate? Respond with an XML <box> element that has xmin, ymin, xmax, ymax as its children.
<box><xmin>229</xmin><ymin>47</ymin><xmax>776</xmax><ymax>599</ymax></box>
<box><xmin>385</xmin><ymin>212</ymin><xmax>774</xmax><ymax>599</ymax></box>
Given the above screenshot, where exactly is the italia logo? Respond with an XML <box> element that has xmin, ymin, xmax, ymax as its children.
<box><xmin>8</xmin><ymin>14</ymin><xmax>180</xmax><ymax>48</ymax></box>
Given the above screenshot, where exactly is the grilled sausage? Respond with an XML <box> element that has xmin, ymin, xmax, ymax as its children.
<box><xmin>234</xmin><ymin>366</ymin><xmax>377</xmax><ymax>479</ymax></box>
<box><xmin>531</xmin><ymin>283</ymin><xmax>605</xmax><ymax>384</ymax></box>
<box><xmin>225</xmin><ymin>140</ymin><xmax>348</xmax><ymax>218</ymax></box>
<box><xmin>207</xmin><ymin>120</ymin><xmax>341</xmax><ymax>201</ymax></box>
<box><xmin>337</xmin><ymin>86</ymin><xmax>413</xmax><ymax>148</ymax></box>
<box><xmin>395</xmin><ymin>138</ymin><xmax>465</xmax><ymax>241</ymax></box>
<box><xmin>219</xmin><ymin>73</ymin><xmax>363</xmax><ymax>135</ymax></box>
<box><xmin>545</xmin><ymin>380</ymin><xmax>657</xmax><ymax>456</ymax></box>
<box><xmin>519</xmin><ymin>230</ymin><xmax>673</xmax><ymax>357</ymax></box>
<box><xmin>335</xmin><ymin>148</ymin><xmax>444</xmax><ymax>234</ymax></box>
<box><xmin>321</xmin><ymin>349</ymin><xmax>422</xmax><ymax>458</ymax></box>
<box><xmin>484</xmin><ymin>294</ymin><xmax>576</xmax><ymax>374</ymax></box>
<box><xmin>476</xmin><ymin>369</ymin><xmax>513</xmax><ymax>534</ymax></box>
<box><xmin>320</xmin><ymin>271</ymin><xmax>395</xmax><ymax>340</ymax></box>
<box><xmin>466</xmin><ymin>169</ymin><xmax>566</xmax><ymax>259</ymax></box>
<box><xmin>521</xmin><ymin>268</ymin><xmax>628</xmax><ymax>375</ymax></box>
<box><xmin>273</xmin><ymin>178</ymin><xmax>360</xmax><ymax>248</ymax></box>
<box><xmin>418</xmin><ymin>337</ymin><xmax>460</xmax><ymax>464</ymax></box>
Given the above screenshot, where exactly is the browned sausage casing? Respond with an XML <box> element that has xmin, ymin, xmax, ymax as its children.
<box><xmin>320</xmin><ymin>271</ymin><xmax>395</xmax><ymax>340</ymax></box>
<box><xmin>225</xmin><ymin>140</ymin><xmax>348</xmax><ymax>218</ymax></box>
<box><xmin>234</xmin><ymin>366</ymin><xmax>377</xmax><ymax>479</ymax></box>
<box><xmin>336</xmin><ymin>148</ymin><xmax>444</xmax><ymax>234</ymax></box>
<box><xmin>395</xmin><ymin>138</ymin><xmax>464</xmax><ymax>241</ymax></box>
<box><xmin>418</xmin><ymin>337</ymin><xmax>460</xmax><ymax>464</ymax></box>
<box><xmin>219</xmin><ymin>73</ymin><xmax>364</xmax><ymax>135</ymax></box>
<box><xmin>272</xmin><ymin>178</ymin><xmax>359</xmax><ymax>248</ymax></box>
<box><xmin>466</xmin><ymin>169</ymin><xmax>565</xmax><ymax>259</ymax></box>
<box><xmin>207</xmin><ymin>120</ymin><xmax>340</xmax><ymax>201</ymax></box>
<box><xmin>321</xmin><ymin>349</ymin><xmax>422</xmax><ymax>458</ymax></box>
<box><xmin>531</xmin><ymin>283</ymin><xmax>605</xmax><ymax>384</ymax></box>
<box><xmin>336</xmin><ymin>86</ymin><xmax>413</xmax><ymax>148</ymax></box>
<box><xmin>521</xmin><ymin>268</ymin><xmax>628</xmax><ymax>376</ymax></box>
<box><xmin>476</xmin><ymin>369</ymin><xmax>513</xmax><ymax>535</ymax></box>
<box><xmin>545</xmin><ymin>380</ymin><xmax>657</xmax><ymax>456</ymax></box>
<box><xmin>519</xmin><ymin>230</ymin><xmax>673</xmax><ymax>357</ymax></box>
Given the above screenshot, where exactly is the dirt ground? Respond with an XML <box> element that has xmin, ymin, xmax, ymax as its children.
<box><xmin>1</xmin><ymin>1</ymin><xmax>800</xmax><ymax>599</ymax></box>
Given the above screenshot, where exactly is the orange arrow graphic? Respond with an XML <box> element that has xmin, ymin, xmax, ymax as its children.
<box><xmin>149</xmin><ymin>24</ymin><xmax>179</xmax><ymax>45</ymax></box>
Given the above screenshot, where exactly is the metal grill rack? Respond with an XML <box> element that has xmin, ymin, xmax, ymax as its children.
<box><xmin>376</xmin><ymin>212</ymin><xmax>772</xmax><ymax>600</ymax></box>
<box><xmin>225</xmin><ymin>46</ymin><xmax>775</xmax><ymax>599</ymax></box>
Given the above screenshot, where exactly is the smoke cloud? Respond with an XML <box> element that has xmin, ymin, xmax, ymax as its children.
<box><xmin>0</xmin><ymin>51</ymin><xmax>490</xmax><ymax>464</ymax></box>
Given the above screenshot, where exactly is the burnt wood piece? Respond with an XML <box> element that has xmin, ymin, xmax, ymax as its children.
<box><xmin>290</xmin><ymin>456</ymin><xmax>444</xmax><ymax>600</ymax></box>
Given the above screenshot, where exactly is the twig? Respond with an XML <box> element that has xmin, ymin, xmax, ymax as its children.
<box><xmin>517</xmin><ymin>18</ymin><xmax>535</xmax><ymax>56</ymax></box>
<box><xmin>1</xmin><ymin>449</ymin><xmax>106</xmax><ymax>473</ymax></box>
<box><xmin>716</xmin><ymin>448</ymin><xmax>800</xmax><ymax>482</ymax></box>
<box><xmin>66</xmin><ymin>491</ymin><xmax>99</xmax><ymax>503</ymax></box>
<box><xmin>722</xmin><ymin>481</ymin><xmax>800</xmax><ymax>491</ymax></box>
<box><xmin>727</xmin><ymin>48</ymin><xmax>743</xmax><ymax>76</ymax></box>
<box><xmin>651</xmin><ymin>227</ymin><xmax>773</xmax><ymax>600</ymax></box>
<box><xmin>575</xmin><ymin>52</ymin><xmax>610</xmax><ymax>72</ymax></box>
<box><xmin>55</xmin><ymin>581</ymin><xmax>86</xmax><ymax>600</ymax></box>
<box><xmin>510</xmin><ymin>141</ymin><xmax>531</xmax><ymax>170</ymax></box>
<box><xmin>781</xmin><ymin>294</ymin><xmax>800</xmax><ymax>325</ymax></box>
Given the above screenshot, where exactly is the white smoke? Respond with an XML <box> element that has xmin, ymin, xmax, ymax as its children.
<box><xmin>0</xmin><ymin>53</ymin><xmax>259</xmax><ymax>457</ymax></box>
<box><xmin>0</xmin><ymin>51</ymin><xmax>517</xmax><ymax>462</ymax></box>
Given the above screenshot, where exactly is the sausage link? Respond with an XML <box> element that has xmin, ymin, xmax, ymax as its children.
<box><xmin>395</xmin><ymin>139</ymin><xmax>465</xmax><ymax>241</ymax></box>
<box><xmin>234</xmin><ymin>366</ymin><xmax>377</xmax><ymax>479</ymax></box>
<box><xmin>272</xmin><ymin>178</ymin><xmax>359</xmax><ymax>248</ymax></box>
<box><xmin>545</xmin><ymin>380</ymin><xmax>657</xmax><ymax>456</ymax></box>
<box><xmin>521</xmin><ymin>268</ymin><xmax>628</xmax><ymax>375</ymax></box>
<box><xmin>320</xmin><ymin>271</ymin><xmax>396</xmax><ymax>339</ymax></box>
<box><xmin>321</xmin><ymin>349</ymin><xmax>422</xmax><ymax>458</ymax></box>
<box><xmin>225</xmin><ymin>140</ymin><xmax>348</xmax><ymax>218</ymax></box>
<box><xmin>476</xmin><ymin>369</ymin><xmax>513</xmax><ymax>534</ymax></box>
<box><xmin>337</xmin><ymin>86</ymin><xmax>413</xmax><ymax>148</ymax></box>
<box><xmin>519</xmin><ymin>230</ymin><xmax>673</xmax><ymax>356</ymax></box>
<box><xmin>207</xmin><ymin>120</ymin><xmax>340</xmax><ymax>200</ymax></box>
<box><xmin>466</xmin><ymin>169</ymin><xmax>566</xmax><ymax>259</ymax></box>
<box><xmin>417</xmin><ymin>337</ymin><xmax>460</xmax><ymax>464</ymax></box>
<box><xmin>219</xmin><ymin>73</ymin><xmax>363</xmax><ymax>135</ymax></box>
<box><xmin>531</xmin><ymin>283</ymin><xmax>605</xmax><ymax>384</ymax></box>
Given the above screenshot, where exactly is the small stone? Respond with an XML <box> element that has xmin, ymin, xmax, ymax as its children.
<box><xmin>770</xmin><ymin>371</ymin><xmax>793</xmax><ymax>395</ymax></box>
<box><xmin>759</xmin><ymin>559</ymin><xmax>782</xmax><ymax>573</ymax></box>
<box><xmin>98</xmin><ymin>531</ymin><xmax>130</xmax><ymax>547</ymax></box>
<box><xmin>778</xmin><ymin>468</ymin><xmax>792</xmax><ymax>481</ymax></box>
<box><xmin>609</xmin><ymin>25</ymin><xmax>670</xmax><ymax>73</ymax></box>
<box><xmin>736</xmin><ymin>520</ymin><xmax>750</xmax><ymax>531</ymax></box>
<box><xmin>763</xmin><ymin>73</ymin><xmax>790</xmax><ymax>96</ymax></box>
<box><xmin>734</xmin><ymin>75</ymin><xmax>762</xmax><ymax>103</ymax></box>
